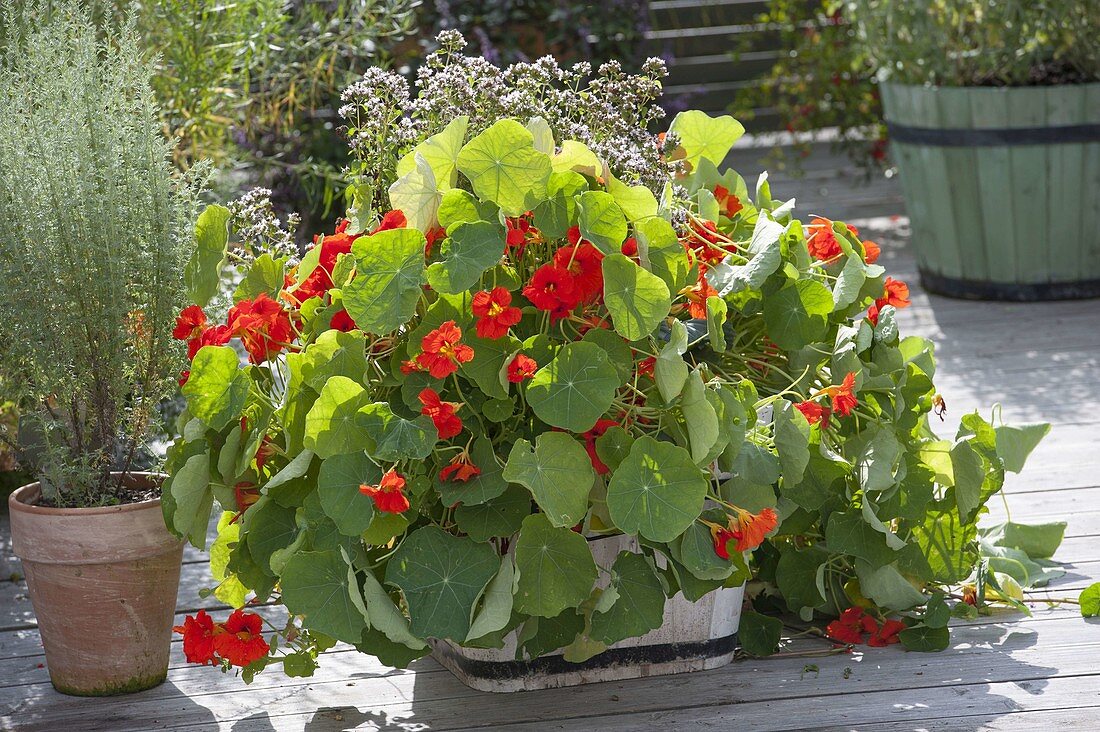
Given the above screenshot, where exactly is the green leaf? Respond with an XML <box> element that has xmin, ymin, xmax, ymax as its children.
<box><xmin>655</xmin><ymin>319</ymin><xmax>690</xmax><ymax>402</ymax></box>
<box><xmin>281</xmin><ymin>550</ymin><xmax>368</xmax><ymax>644</ymax></box>
<box><xmin>984</xmin><ymin>520</ymin><xmax>1066</xmax><ymax>560</ymax></box>
<box><xmin>581</xmin><ymin>328</ymin><xmax>635</xmax><ymax>385</ymax></box>
<box><xmin>856</xmin><ymin>560</ymin><xmax>926</xmax><ymax>611</ymax></box>
<box><xmin>602</xmin><ymin>253</ymin><xmax>671</xmax><ymax>341</ymax></box>
<box><xmin>343</xmin><ymin>228</ymin><xmax>427</xmax><ymax>335</ymax></box>
<box><xmin>439</xmin><ymin>436</ymin><xmax>510</xmax><ymax>506</ymax></box>
<box><xmin>668</xmin><ymin>110</ymin><xmax>745</xmax><ymax>168</ymax></box>
<box><xmin>361</xmin><ymin>572</ymin><xmax>428</xmax><ymax>650</ymax></box>
<box><xmin>706</xmin><ymin>296</ymin><xmax>727</xmax><ymax>352</ymax></box>
<box><xmin>504</xmin><ymin>433</ymin><xmax>595</xmax><ymax>527</ymax></box>
<box><xmin>899</xmin><ymin>624</ymin><xmax>950</xmax><ymax>652</ymax></box>
<box><xmin>532</xmin><ymin>171</ymin><xmax>588</xmax><ymax>239</ymax></box>
<box><xmin>467</xmin><ymin>556</ymin><xmax>517</xmax><ymax>642</ymax></box>
<box><xmin>317</xmin><ymin>452</ymin><xmax>379</xmax><ymax>536</ymax></box>
<box><xmin>210</xmin><ymin>513</ymin><xmax>248</xmax><ymax>608</ymax></box>
<box><xmin>386</xmin><ymin>527</ymin><xmax>500</xmax><ymax>641</ymax></box>
<box><xmin>680</xmin><ymin>371</ymin><xmax>719</xmax><ymax>464</ymax></box>
<box><xmin>738</xmin><ymin>611</ymin><xmax>783</xmax><ymax>656</ymax></box>
<box><xmin>773</xmin><ymin>401</ymin><xmax>810</xmax><ymax>485</ymax></box>
<box><xmin>426</xmin><ymin>221</ymin><xmax>505</xmax><ymax>294</ymax></box>
<box><xmin>456</xmin><ymin>119</ymin><xmax>552</xmax><ymax>216</ymax></box>
<box><xmin>362</xmin><ymin>511</ymin><xmax>409</xmax><ymax>545</ymax></box>
<box><xmin>460</xmin><ymin>331</ymin><xmax>522</xmax><ymax>400</ymax></box>
<box><xmin>775</xmin><ymin>545</ymin><xmax>828</xmax><ymax>613</ymax></box>
<box><xmin>165</xmin><ymin>448</ymin><xmax>213</xmax><ymax>549</ymax></box>
<box><xmin>606</xmin><ymin>436</ymin><xmax>708</xmax><ymax>542</ymax></box>
<box><xmin>712</xmin><ymin>215</ymin><xmax>784</xmax><ymax>295</ymax></box>
<box><xmin>678</xmin><ymin>521</ymin><xmax>737</xmax><ymax>580</ymax></box>
<box><xmin>994</xmin><ymin>423</ymin><xmax>1051</xmax><ymax>473</ymax></box>
<box><xmin>608</xmin><ymin>175</ymin><xmax>658</xmax><ymax>222</ymax></box>
<box><xmin>246</xmin><ymin>498</ymin><xmax>299</xmax><ymax>574</ymax></box>
<box><xmin>577</xmin><ymin>191</ymin><xmax>627</xmax><ymax>254</ymax></box>
<box><xmin>551</xmin><ymin>140</ymin><xmax>601</xmax><ymax>175</ymax></box>
<box><xmin>182</xmin><ymin>346</ymin><xmax>249</xmax><ymax>430</ymax></box>
<box><xmin>264</xmin><ymin>449</ymin><xmax>315</xmax><ymax>492</ymax></box>
<box><xmin>438</xmin><ymin>188</ymin><xmax>500</xmax><ymax>229</ymax></box>
<box><xmin>358</xmin><ymin>403</ymin><xmax>436</xmax><ymax>461</ymax></box>
<box><xmin>594</xmin><ymin>426</ymin><xmax>635</xmax><ymax>474</ymax></box>
<box><xmin>636</xmin><ymin>217</ymin><xmax>692</xmax><ymax>293</ymax></box>
<box><xmin>826</xmin><ymin>509</ymin><xmax>894</xmax><ymax>569</ymax></box>
<box><xmin>396</xmin><ymin>115</ymin><xmax>468</xmax><ymax>188</ymax></box>
<box><xmin>389</xmin><ymin>153</ymin><xmax>442</xmax><ymax>231</ymax></box>
<box><xmin>303</xmin><ymin>376</ymin><xmax>372</xmax><ymax>459</ymax></box>
<box><xmin>762</xmin><ymin>279</ymin><xmax>833</xmax><ymax>351</ymax></box>
<box><xmin>513</xmin><ymin>513</ymin><xmax>597</xmax><ymax>617</ymax></box>
<box><xmin>299</xmin><ymin>330</ymin><xmax>367</xmax><ymax>391</ymax></box>
<box><xmin>951</xmin><ymin>440</ymin><xmax>985</xmax><ymax>522</ymax></box>
<box><xmin>914</xmin><ymin>502</ymin><xmax>978</xmax><ymax>584</ymax></box>
<box><xmin>861</xmin><ymin>427</ymin><xmax>902</xmax><ymax>493</ymax></box>
<box><xmin>832</xmin><ymin>251</ymin><xmax>867</xmax><ymax>311</ymax></box>
<box><xmin>234</xmin><ymin>253</ymin><xmax>285</xmax><ymax>302</ymax></box>
<box><xmin>589</xmin><ymin>552</ymin><xmax>666</xmax><ymax>645</ymax></box>
<box><xmin>185</xmin><ymin>204</ymin><xmax>231</xmax><ymax>307</ymax></box>
<box><xmin>454</xmin><ymin>484</ymin><xmax>531</xmax><ymax>542</ymax></box>
<box><xmin>526</xmin><ymin>341</ymin><xmax>618</xmax><ymax>432</ymax></box>
<box><xmin>1080</xmin><ymin>583</ymin><xmax>1100</xmax><ymax>617</ymax></box>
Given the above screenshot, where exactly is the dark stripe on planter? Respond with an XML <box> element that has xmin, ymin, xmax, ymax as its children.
<box><xmin>887</xmin><ymin>122</ymin><xmax>1100</xmax><ymax>147</ymax></box>
<box><xmin>435</xmin><ymin>633</ymin><xmax>739</xmax><ymax>682</ymax></box>
<box><xmin>919</xmin><ymin>269</ymin><xmax>1100</xmax><ymax>302</ymax></box>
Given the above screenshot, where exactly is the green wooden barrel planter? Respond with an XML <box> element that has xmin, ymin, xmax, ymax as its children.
<box><xmin>880</xmin><ymin>82</ymin><xmax>1100</xmax><ymax>300</ymax></box>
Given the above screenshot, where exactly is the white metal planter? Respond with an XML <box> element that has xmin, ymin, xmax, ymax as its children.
<box><xmin>431</xmin><ymin>534</ymin><xmax>745</xmax><ymax>692</ymax></box>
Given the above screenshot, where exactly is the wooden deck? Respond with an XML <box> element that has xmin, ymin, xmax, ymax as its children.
<box><xmin>2</xmin><ymin>172</ymin><xmax>1099</xmax><ymax>730</ymax></box>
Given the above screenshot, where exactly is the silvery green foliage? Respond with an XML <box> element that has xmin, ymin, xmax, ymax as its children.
<box><xmin>0</xmin><ymin>1</ymin><xmax>206</xmax><ymax>505</ymax></box>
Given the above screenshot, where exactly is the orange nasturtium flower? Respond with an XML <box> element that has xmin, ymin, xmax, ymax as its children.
<box><xmin>709</xmin><ymin>507</ymin><xmax>779</xmax><ymax>558</ymax></box>
<box><xmin>360</xmin><ymin>468</ymin><xmax>410</xmax><ymax>514</ymax></box>
<box><xmin>415</xmin><ymin>320</ymin><xmax>474</xmax><ymax>378</ymax></box>
<box><xmin>816</xmin><ymin>372</ymin><xmax>859</xmax><ymax>417</ymax></box>
<box><xmin>506</xmin><ymin>354</ymin><xmax>538</xmax><ymax>383</ymax></box>
<box><xmin>806</xmin><ymin>217</ymin><xmax>843</xmax><ymax>261</ymax></box>
<box><xmin>795</xmin><ymin>400</ymin><xmax>830</xmax><ymax>427</ymax></box>
<box><xmin>213</xmin><ymin>609</ymin><xmax>271</xmax><ymax>667</ymax></box>
<box><xmin>679</xmin><ymin>267</ymin><xmax>718</xmax><ymax>320</ymax></box>
<box><xmin>439</xmin><ymin>452</ymin><xmax>481</xmax><ymax>482</ymax></box>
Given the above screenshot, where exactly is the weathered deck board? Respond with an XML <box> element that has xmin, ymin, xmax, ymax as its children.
<box><xmin>1</xmin><ymin>209</ymin><xmax>1099</xmax><ymax>730</ymax></box>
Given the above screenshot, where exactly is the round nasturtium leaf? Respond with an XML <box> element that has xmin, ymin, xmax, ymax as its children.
<box><xmin>299</xmin><ymin>329</ymin><xmax>368</xmax><ymax>392</ymax></box>
<box><xmin>303</xmin><ymin>376</ymin><xmax>372</xmax><ymax>459</ymax></box>
<box><xmin>280</xmin><ymin>549</ymin><xmax>368</xmax><ymax>644</ymax></box>
<box><xmin>503</xmin><ymin>433</ymin><xmax>595</xmax><ymax>527</ymax></box>
<box><xmin>342</xmin><ymin>228</ymin><xmax>426</xmax><ymax>336</ymax></box>
<box><xmin>606</xmin><ymin>436</ymin><xmax>709</xmax><ymax>542</ymax></box>
<box><xmin>601</xmin><ymin>253</ymin><xmax>671</xmax><ymax>342</ymax></box>
<box><xmin>589</xmin><ymin>551</ymin><xmax>666</xmax><ymax>645</ymax></box>
<box><xmin>525</xmin><ymin>341</ymin><xmax>618</xmax><ymax>433</ymax></box>
<box><xmin>182</xmin><ymin>346</ymin><xmax>249</xmax><ymax>430</ymax></box>
<box><xmin>425</xmin><ymin>220</ymin><xmax>506</xmax><ymax>294</ymax></box>
<box><xmin>386</xmin><ymin>526</ymin><xmax>500</xmax><ymax>641</ymax></box>
<box><xmin>577</xmin><ymin>190</ymin><xmax>628</xmax><ymax>255</ymax></box>
<box><xmin>762</xmin><ymin>279</ymin><xmax>833</xmax><ymax>351</ymax></box>
<box><xmin>454</xmin><ymin>484</ymin><xmax>532</xmax><ymax>543</ymax></box>
<box><xmin>318</xmin><ymin>452</ymin><xmax>380</xmax><ymax>537</ymax></box>
<box><xmin>455</xmin><ymin>119</ymin><xmax>552</xmax><ymax>216</ymax></box>
<box><xmin>513</xmin><ymin>513</ymin><xmax>598</xmax><ymax>618</ymax></box>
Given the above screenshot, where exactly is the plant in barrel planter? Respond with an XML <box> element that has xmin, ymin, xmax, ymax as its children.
<box><xmin>165</xmin><ymin>33</ymin><xmax>1053</xmax><ymax>691</ymax></box>
<box><xmin>851</xmin><ymin>0</ymin><xmax>1100</xmax><ymax>300</ymax></box>
<box><xmin>0</xmin><ymin>3</ymin><xmax>206</xmax><ymax>696</ymax></box>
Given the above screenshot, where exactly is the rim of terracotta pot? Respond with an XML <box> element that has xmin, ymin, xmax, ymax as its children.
<box><xmin>8</xmin><ymin>471</ymin><xmax>165</xmax><ymax>515</ymax></box>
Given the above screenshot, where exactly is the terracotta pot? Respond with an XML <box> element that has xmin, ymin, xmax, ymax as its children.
<box><xmin>8</xmin><ymin>473</ymin><xmax>184</xmax><ymax>696</ymax></box>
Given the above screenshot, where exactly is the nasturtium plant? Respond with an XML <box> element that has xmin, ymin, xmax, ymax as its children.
<box><xmin>164</xmin><ymin>46</ymin><xmax>1053</xmax><ymax>680</ymax></box>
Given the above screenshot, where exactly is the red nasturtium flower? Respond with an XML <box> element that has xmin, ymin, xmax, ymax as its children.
<box><xmin>360</xmin><ymin>468</ymin><xmax>410</xmax><ymax>514</ymax></box>
<box><xmin>523</xmin><ymin>264</ymin><xmax>580</xmax><ymax>318</ymax></box>
<box><xmin>213</xmin><ymin>609</ymin><xmax>271</xmax><ymax>667</ymax></box>
<box><xmin>471</xmin><ymin>287</ymin><xmax>523</xmax><ymax>338</ymax></box>
<box><xmin>415</xmin><ymin>320</ymin><xmax>474</xmax><ymax>378</ymax></box>
<box><xmin>370</xmin><ymin>209</ymin><xmax>407</xmax><ymax>234</ymax></box>
<box><xmin>227</xmin><ymin>293</ymin><xmax>295</xmax><ymax>364</ymax></box>
<box><xmin>507</xmin><ymin>353</ymin><xmax>538</xmax><ymax>383</ymax></box>
<box><xmin>234</xmin><ymin>481</ymin><xmax>261</xmax><ymax>513</ymax></box>
<box><xmin>826</xmin><ymin>607</ymin><xmax>866</xmax><ymax>645</ymax></box>
<box><xmin>439</xmin><ymin>452</ymin><xmax>481</xmax><ymax>482</ymax></box>
<box><xmin>795</xmin><ymin>400</ymin><xmax>830</xmax><ymax>428</ymax></box>
<box><xmin>173</xmin><ymin>305</ymin><xmax>207</xmax><ymax>341</ymax></box>
<box><xmin>553</xmin><ymin>242</ymin><xmax>605</xmax><ymax>303</ymax></box>
<box><xmin>685</xmin><ymin>219</ymin><xmax>727</xmax><ymax>265</ymax></box>
<box><xmin>807</xmin><ymin>217</ymin><xmax>843</xmax><ymax>261</ymax></box>
<box><xmin>868</xmin><ymin>619</ymin><xmax>906</xmax><ymax>647</ymax></box>
<box><xmin>711</xmin><ymin>525</ymin><xmax>738</xmax><ymax>560</ymax></box>
<box><xmin>680</xmin><ymin>267</ymin><xmax>718</xmax><ymax>319</ymax></box>
<box><xmin>621</xmin><ymin>236</ymin><xmax>639</xmax><ymax>257</ymax></box>
<box><xmin>818</xmin><ymin>372</ymin><xmax>858</xmax><ymax>416</ymax></box>
<box><xmin>174</xmin><ymin>610</ymin><xmax>217</xmax><ymax>665</ymax></box>
<box><xmin>418</xmin><ymin>388</ymin><xmax>463</xmax><ymax>439</ymax></box>
<box><xmin>636</xmin><ymin>356</ymin><xmax>657</xmax><ymax>378</ymax></box>
<box><xmin>328</xmin><ymin>309</ymin><xmax>358</xmax><ymax>332</ymax></box>
<box><xmin>178</xmin><ymin>370</ymin><xmax>190</xmax><ymax>386</ymax></box>
<box><xmin>710</xmin><ymin>507</ymin><xmax>779</xmax><ymax>559</ymax></box>
<box><xmin>713</xmin><ymin>184</ymin><xmax>743</xmax><ymax>218</ymax></box>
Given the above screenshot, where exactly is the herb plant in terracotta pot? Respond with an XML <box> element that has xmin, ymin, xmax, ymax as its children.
<box><xmin>164</xmin><ymin>33</ymin><xmax>1050</xmax><ymax>691</ymax></box>
<box><xmin>0</xmin><ymin>3</ymin><xmax>206</xmax><ymax>696</ymax></box>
